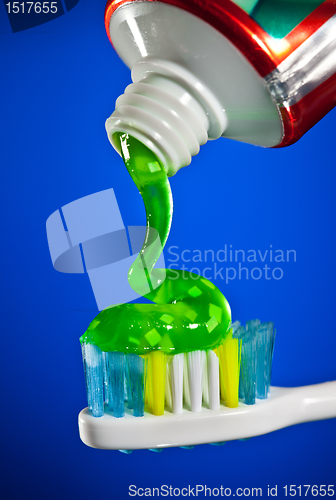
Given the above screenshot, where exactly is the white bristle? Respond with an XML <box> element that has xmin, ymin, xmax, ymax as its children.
<box><xmin>165</xmin><ymin>358</ymin><xmax>173</xmax><ymax>411</ymax></box>
<box><xmin>183</xmin><ymin>353</ymin><xmax>191</xmax><ymax>407</ymax></box>
<box><xmin>207</xmin><ymin>350</ymin><xmax>220</xmax><ymax>410</ymax></box>
<box><xmin>187</xmin><ymin>350</ymin><xmax>203</xmax><ymax>412</ymax></box>
<box><xmin>202</xmin><ymin>350</ymin><xmax>209</xmax><ymax>407</ymax></box>
<box><xmin>170</xmin><ymin>353</ymin><xmax>184</xmax><ymax>414</ymax></box>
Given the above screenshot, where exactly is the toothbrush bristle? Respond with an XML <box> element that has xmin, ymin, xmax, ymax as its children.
<box><xmin>81</xmin><ymin>343</ymin><xmax>104</xmax><ymax>417</ymax></box>
<box><xmin>170</xmin><ymin>353</ymin><xmax>184</xmax><ymax>414</ymax></box>
<box><xmin>256</xmin><ymin>322</ymin><xmax>275</xmax><ymax>399</ymax></box>
<box><xmin>217</xmin><ymin>337</ymin><xmax>241</xmax><ymax>408</ymax></box>
<box><xmin>207</xmin><ymin>350</ymin><xmax>220</xmax><ymax>410</ymax></box>
<box><xmin>233</xmin><ymin>320</ymin><xmax>275</xmax><ymax>404</ymax></box>
<box><xmin>187</xmin><ymin>350</ymin><xmax>203</xmax><ymax>412</ymax></box>
<box><xmin>126</xmin><ymin>354</ymin><xmax>145</xmax><ymax>417</ymax></box>
<box><xmin>150</xmin><ymin>351</ymin><xmax>166</xmax><ymax>416</ymax></box>
<box><xmin>107</xmin><ymin>351</ymin><xmax>125</xmax><ymax>418</ymax></box>
<box><xmin>81</xmin><ymin>319</ymin><xmax>275</xmax><ymax>418</ymax></box>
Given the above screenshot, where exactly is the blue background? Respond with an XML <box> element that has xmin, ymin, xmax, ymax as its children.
<box><xmin>0</xmin><ymin>1</ymin><xmax>335</xmax><ymax>498</ymax></box>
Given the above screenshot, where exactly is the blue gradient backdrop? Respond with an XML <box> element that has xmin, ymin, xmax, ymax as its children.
<box><xmin>0</xmin><ymin>1</ymin><xmax>335</xmax><ymax>498</ymax></box>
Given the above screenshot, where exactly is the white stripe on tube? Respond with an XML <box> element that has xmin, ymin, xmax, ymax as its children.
<box><xmin>207</xmin><ymin>350</ymin><xmax>220</xmax><ymax>411</ymax></box>
<box><xmin>187</xmin><ymin>350</ymin><xmax>203</xmax><ymax>412</ymax></box>
<box><xmin>170</xmin><ymin>354</ymin><xmax>184</xmax><ymax>414</ymax></box>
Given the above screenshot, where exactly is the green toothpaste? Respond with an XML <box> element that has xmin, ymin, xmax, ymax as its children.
<box><xmin>81</xmin><ymin>134</ymin><xmax>231</xmax><ymax>354</ymax></box>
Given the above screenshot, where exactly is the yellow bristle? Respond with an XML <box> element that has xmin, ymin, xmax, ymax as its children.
<box><xmin>143</xmin><ymin>354</ymin><xmax>153</xmax><ymax>411</ymax></box>
<box><xmin>151</xmin><ymin>351</ymin><xmax>166</xmax><ymax>416</ymax></box>
<box><xmin>218</xmin><ymin>338</ymin><xmax>241</xmax><ymax>408</ymax></box>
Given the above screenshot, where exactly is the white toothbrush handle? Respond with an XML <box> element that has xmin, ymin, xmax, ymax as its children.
<box><xmin>282</xmin><ymin>381</ymin><xmax>336</xmax><ymax>424</ymax></box>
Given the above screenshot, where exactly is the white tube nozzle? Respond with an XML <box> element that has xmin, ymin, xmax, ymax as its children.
<box><xmin>105</xmin><ymin>58</ymin><xmax>227</xmax><ymax>176</ymax></box>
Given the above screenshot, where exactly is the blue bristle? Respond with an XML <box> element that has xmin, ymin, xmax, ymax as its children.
<box><xmin>246</xmin><ymin>319</ymin><xmax>260</xmax><ymax>336</ymax></box>
<box><xmin>240</xmin><ymin>332</ymin><xmax>257</xmax><ymax>405</ymax></box>
<box><xmin>256</xmin><ymin>325</ymin><xmax>267</xmax><ymax>399</ymax></box>
<box><xmin>256</xmin><ymin>322</ymin><xmax>275</xmax><ymax>399</ymax></box>
<box><xmin>107</xmin><ymin>352</ymin><xmax>126</xmax><ymax>418</ymax></box>
<box><xmin>233</xmin><ymin>326</ymin><xmax>247</xmax><ymax>401</ymax></box>
<box><xmin>232</xmin><ymin>325</ymin><xmax>245</xmax><ymax>340</ymax></box>
<box><xmin>270</xmin><ymin>328</ymin><xmax>276</xmax><ymax>386</ymax></box>
<box><xmin>81</xmin><ymin>343</ymin><xmax>104</xmax><ymax>417</ymax></box>
<box><xmin>239</xmin><ymin>384</ymin><xmax>245</xmax><ymax>401</ymax></box>
<box><xmin>126</xmin><ymin>354</ymin><xmax>145</xmax><ymax>417</ymax></box>
<box><xmin>233</xmin><ymin>325</ymin><xmax>245</xmax><ymax>340</ymax></box>
<box><xmin>125</xmin><ymin>361</ymin><xmax>133</xmax><ymax>410</ymax></box>
<box><xmin>233</xmin><ymin>319</ymin><xmax>276</xmax><ymax>405</ymax></box>
<box><xmin>103</xmin><ymin>351</ymin><xmax>114</xmax><ymax>412</ymax></box>
<box><xmin>102</xmin><ymin>352</ymin><xmax>110</xmax><ymax>407</ymax></box>
<box><xmin>230</xmin><ymin>321</ymin><xmax>241</xmax><ymax>335</ymax></box>
<box><xmin>125</xmin><ymin>367</ymin><xmax>131</xmax><ymax>407</ymax></box>
<box><xmin>82</xmin><ymin>345</ymin><xmax>92</xmax><ymax>411</ymax></box>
